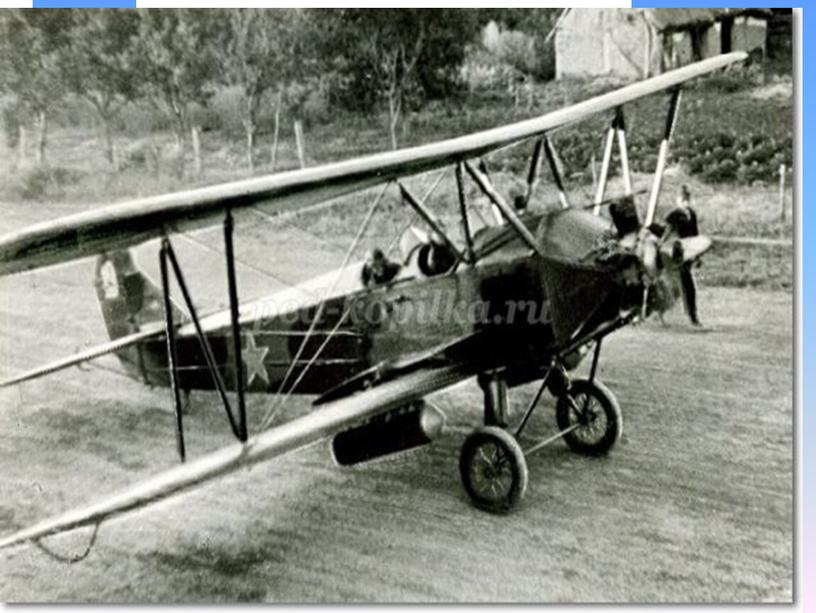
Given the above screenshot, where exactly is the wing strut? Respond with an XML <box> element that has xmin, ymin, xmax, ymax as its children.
<box><xmin>593</xmin><ymin>106</ymin><xmax>636</xmax><ymax>216</ymax></box>
<box><xmin>524</xmin><ymin>138</ymin><xmax>544</xmax><ymax>207</ymax></box>
<box><xmin>398</xmin><ymin>182</ymin><xmax>468</xmax><ymax>264</ymax></box>
<box><xmin>454</xmin><ymin>162</ymin><xmax>476</xmax><ymax>263</ymax></box>
<box><xmin>157</xmin><ymin>215</ymin><xmax>249</xmax><ymax>462</ymax></box>
<box><xmin>594</xmin><ymin>119</ymin><xmax>615</xmax><ymax>214</ymax></box>
<box><xmin>645</xmin><ymin>88</ymin><xmax>683</xmax><ymax>226</ymax></box>
<box><xmin>224</xmin><ymin>209</ymin><xmax>248</xmax><ymax>442</ymax></box>
<box><xmin>160</xmin><ymin>238</ymin><xmax>245</xmax><ymax>446</ymax></box>
<box><xmin>463</xmin><ymin>160</ymin><xmax>544</xmax><ymax>257</ymax></box>
<box><xmin>543</xmin><ymin>136</ymin><xmax>570</xmax><ymax>209</ymax></box>
<box><xmin>159</xmin><ymin>240</ymin><xmax>187</xmax><ymax>462</ymax></box>
<box><xmin>615</xmin><ymin>107</ymin><xmax>634</xmax><ymax>199</ymax></box>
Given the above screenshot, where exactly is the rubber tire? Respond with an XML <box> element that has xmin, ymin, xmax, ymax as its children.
<box><xmin>459</xmin><ymin>426</ymin><xmax>528</xmax><ymax>513</ymax></box>
<box><xmin>555</xmin><ymin>379</ymin><xmax>622</xmax><ymax>457</ymax></box>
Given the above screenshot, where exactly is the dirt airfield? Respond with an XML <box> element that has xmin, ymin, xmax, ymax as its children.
<box><xmin>0</xmin><ymin>198</ymin><xmax>793</xmax><ymax>603</ymax></box>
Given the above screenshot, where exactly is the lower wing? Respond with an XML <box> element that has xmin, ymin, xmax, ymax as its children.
<box><xmin>0</xmin><ymin>363</ymin><xmax>472</xmax><ymax>551</ymax></box>
<box><xmin>0</xmin><ymin>325</ymin><xmax>165</xmax><ymax>388</ymax></box>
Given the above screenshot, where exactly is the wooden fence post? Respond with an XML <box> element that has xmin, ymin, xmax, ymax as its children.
<box><xmin>192</xmin><ymin>126</ymin><xmax>202</xmax><ymax>177</ymax></box>
<box><xmin>271</xmin><ymin>93</ymin><xmax>281</xmax><ymax>171</ymax></box>
<box><xmin>17</xmin><ymin>125</ymin><xmax>26</xmax><ymax>168</ymax></box>
<box><xmin>294</xmin><ymin>120</ymin><xmax>305</xmax><ymax>169</ymax></box>
<box><xmin>778</xmin><ymin>163</ymin><xmax>786</xmax><ymax>223</ymax></box>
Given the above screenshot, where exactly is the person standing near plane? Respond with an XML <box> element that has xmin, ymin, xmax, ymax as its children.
<box><xmin>663</xmin><ymin>185</ymin><xmax>702</xmax><ymax>326</ymax></box>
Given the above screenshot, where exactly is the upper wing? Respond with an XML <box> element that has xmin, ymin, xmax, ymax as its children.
<box><xmin>0</xmin><ymin>53</ymin><xmax>745</xmax><ymax>277</ymax></box>
<box><xmin>0</xmin><ymin>363</ymin><xmax>472</xmax><ymax>550</ymax></box>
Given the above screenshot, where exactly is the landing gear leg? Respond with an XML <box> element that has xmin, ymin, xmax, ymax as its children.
<box><xmin>478</xmin><ymin>371</ymin><xmax>508</xmax><ymax>428</ymax></box>
<box><xmin>461</xmin><ymin>340</ymin><xmax>624</xmax><ymax>513</ymax></box>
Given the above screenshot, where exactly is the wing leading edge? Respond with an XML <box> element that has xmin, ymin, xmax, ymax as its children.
<box><xmin>0</xmin><ymin>363</ymin><xmax>472</xmax><ymax>551</ymax></box>
<box><xmin>0</xmin><ymin>53</ymin><xmax>745</xmax><ymax>277</ymax></box>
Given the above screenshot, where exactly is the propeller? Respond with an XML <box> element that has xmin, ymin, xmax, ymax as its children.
<box><xmin>608</xmin><ymin>195</ymin><xmax>712</xmax><ymax>321</ymax></box>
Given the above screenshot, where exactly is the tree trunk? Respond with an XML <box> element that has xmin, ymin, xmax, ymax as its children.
<box><xmin>191</xmin><ymin>125</ymin><xmax>201</xmax><ymax>177</ymax></box>
<box><xmin>102</xmin><ymin>117</ymin><xmax>115</xmax><ymax>168</ymax></box>
<box><xmin>270</xmin><ymin>90</ymin><xmax>282</xmax><ymax>171</ymax></box>
<box><xmin>36</xmin><ymin>110</ymin><xmax>47</xmax><ymax>165</ymax></box>
<box><xmin>173</xmin><ymin>125</ymin><xmax>186</xmax><ymax>179</ymax></box>
<box><xmin>171</xmin><ymin>96</ymin><xmax>189</xmax><ymax>179</ymax></box>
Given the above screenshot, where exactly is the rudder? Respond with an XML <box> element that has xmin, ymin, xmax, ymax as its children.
<box><xmin>94</xmin><ymin>250</ymin><xmax>184</xmax><ymax>340</ymax></box>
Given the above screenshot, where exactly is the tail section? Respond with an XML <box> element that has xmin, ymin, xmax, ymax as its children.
<box><xmin>94</xmin><ymin>250</ymin><xmax>183</xmax><ymax>341</ymax></box>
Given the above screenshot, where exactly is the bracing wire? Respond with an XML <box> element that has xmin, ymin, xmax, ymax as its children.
<box><xmin>177</xmin><ymin>232</ymin><xmax>299</xmax><ymax>295</ymax></box>
<box><xmin>384</xmin><ymin>169</ymin><xmax>447</xmax><ymax>256</ymax></box>
<box><xmin>257</xmin><ymin>304</ymin><xmax>354</xmax><ymax>430</ymax></box>
<box><xmin>248</xmin><ymin>208</ymin><xmax>348</xmax><ymax>257</ymax></box>
<box><xmin>257</xmin><ymin>182</ymin><xmax>391</xmax><ymax>429</ymax></box>
<box><xmin>260</xmin><ymin>172</ymin><xmax>455</xmax><ymax>429</ymax></box>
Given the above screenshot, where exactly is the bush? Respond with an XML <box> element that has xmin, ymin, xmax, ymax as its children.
<box><xmin>16</xmin><ymin>166</ymin><xmax>86</xmax><ymax>201</ymax></box>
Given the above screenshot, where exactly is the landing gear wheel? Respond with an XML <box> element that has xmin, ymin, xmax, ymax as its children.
<box><xmin>459</xmin><ymin>426</ymin><xmax>528</xmax><ymax>513</ymax></box>
<box><xmin>555</xmin><ymin>378</ymin><xmax>622</xmax><ymax>456</ymax></box>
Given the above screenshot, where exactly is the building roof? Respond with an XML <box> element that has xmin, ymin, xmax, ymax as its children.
<box><xmin>643</xmin><ymin>8</ymin><xmax>772</xmax><ymax>32</ymax></box>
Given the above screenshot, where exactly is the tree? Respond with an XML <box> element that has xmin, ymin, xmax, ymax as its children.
<box><xmin>132</xmin><ymin>9</ymin><xmax>216</xmax><ymax>163</ymax></box>
<box><xmin>215</xmin><ymin>9</ymin><xmax>307</xmax><ymax>171</ymax></box>
<box><xmin>318</xmin><ymin>9</ymin><xmax>480</xmax><ymax>150</ymax></box>
<box><xmin>478</xmin><ymin>9</ymin><xmax>560</xmax><ymax>81</ymax></box>
<box><xmin>0</xmin><ymin>10</ymin><xmax>69</xmax><ymax>165</ymax></box>
<box><xmin>61</xmin><ymin>10</ymin><xmax>139</xmax><ymax>167</ymax></box>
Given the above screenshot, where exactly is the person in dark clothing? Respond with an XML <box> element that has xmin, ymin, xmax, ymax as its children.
<box><xmin>665</xmin><ymin>185</ymin><xmax>699</xmax><ymax>237</ymax></box>
<box><xmin>361</xmin><ymin>248</ymin><xmax>401</xmax><ymax>287</ymax></box>
<box><xmin>662</xmin><ymin>185</ymin><xmax>702</xmax><ymax>326</ymax></box>
<box><xmin>609</xmin><ymin>195</ymin><xmax>640</xmax><ymax>238</ymax></box>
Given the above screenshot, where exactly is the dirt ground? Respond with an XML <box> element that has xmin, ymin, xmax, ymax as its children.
<box><xmin>0</xmin><ymin>194</ymin><xmax>793</xmax><ymax>603</ymax></box>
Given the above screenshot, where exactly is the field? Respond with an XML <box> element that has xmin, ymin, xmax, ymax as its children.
<box><xmin>0</xmin><ymin>187</ymin><xmax>794</xmax><ymax>602</ymax></box>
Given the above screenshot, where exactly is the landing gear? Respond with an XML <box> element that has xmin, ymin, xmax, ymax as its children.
<box><xmin>459</xmin><ymin>426</ymin><xmax>528</xmax><ymax>513</ymax></box>
<box><xmin>555</xmin><ymin>379</ymin><xmax>622</xmax><ymax>456</ymax></box>
<box><xmin>459</xmin><ymin>344</ymin><xmax>623</xmax><ymax>513</ymax></box>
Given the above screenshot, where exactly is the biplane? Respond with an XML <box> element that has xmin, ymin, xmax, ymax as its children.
<box><xmin>0</xmin><ymin>52</ymin><xmax>744</xmax><ymax>552</ymax></box>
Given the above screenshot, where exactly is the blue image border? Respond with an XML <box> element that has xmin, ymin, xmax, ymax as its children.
<box><xmin>32</xmin><ymin>0</ymin><xmax>136</xmax><ymax>8</ymax></box>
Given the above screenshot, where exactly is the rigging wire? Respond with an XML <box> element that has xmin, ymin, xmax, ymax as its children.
<box><xmin>248</xmin><ymin>207</ymin><xmax>348</xmax><ymax>257</ymax></box>
<box><xmin>257</xmin><ymin>304</ymin><xmax>354</xmax><ymax>430</ymax></box>
<box><xmin>177</xmin><ymin>232</ymin><xmax>300</xmax><ymax>296</ymax></box>
<box><xmin>259</xmin><ymin>171</ymin><xmax>453</xmax><ymax>429</ymax></box>
<box><xmin>257</xmin><ymin>182</ymin><xmax>390</xmax><ymax>430</ymax></box>
<box><xmin>384</xmin><ymin>169</ymin><xmax>447</xmax><ymax>256</ymax></box>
